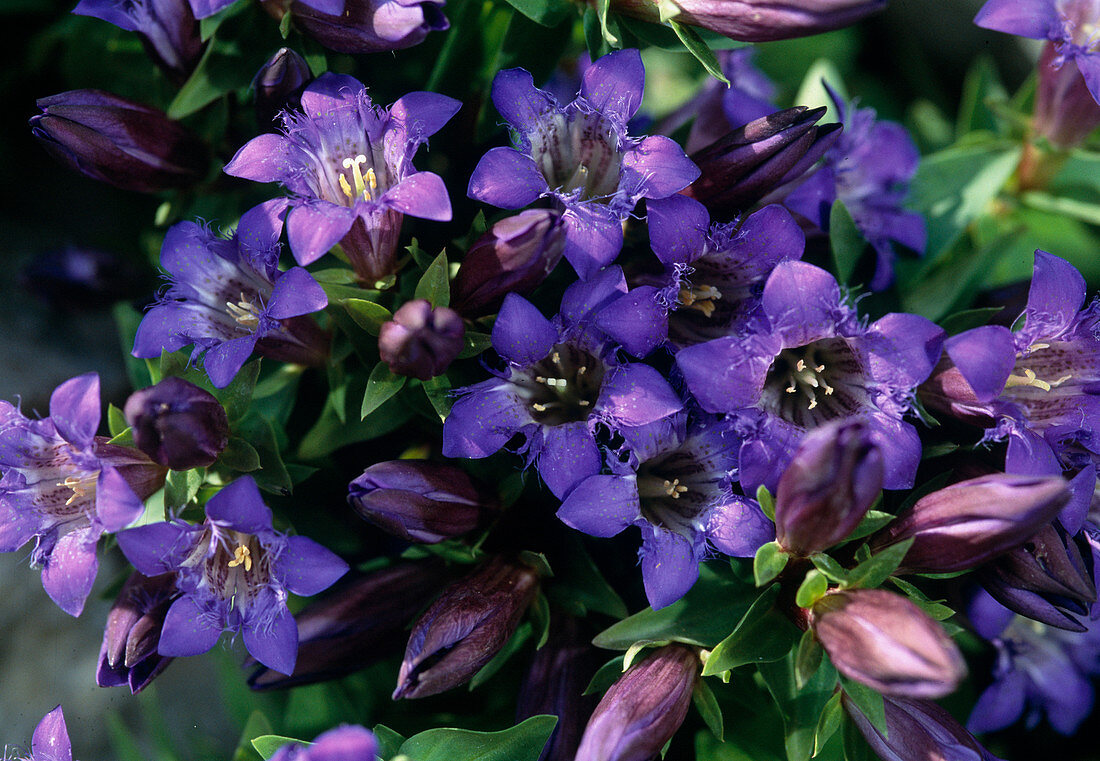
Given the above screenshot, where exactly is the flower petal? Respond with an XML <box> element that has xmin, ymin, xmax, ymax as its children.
<box><xmin>621</xmin><ymin>135</ymin><xmax>700</xmax><ymax>200</ymax></box>
<box><xmin>299</xmin><ymin>73</ymin><xmax>367</xmax><ymax>116</ymax></box>
<box><xmin>677</xmin><ymin>333</ymin><xmax>781</xmax><ymax>413</ymax></box>
<box><xmin>237</xmin><ymin>198</ymin><xmax>289</xmax><ymax>255</ymax></box>
<box><xmin>49</xmin><ymin>372</ymin><xmax>100</xmax><ymax>451</ymax></box>
<box><xmin>760</xmin><ymin>261</ymin><xmax>842</xmax><ymax>347</ymax></box>
<box><xmin>492</xmin><ymin>293</ymin><xmax>556</xmax><ymax>366</ymax></box>
<box><xmin>647</xmin><ymin>195</ymin><xmax>708</xmax><ymax>265</ymax></box>
<box><xmin>390</xmin><ymin>91</ymin><xmax>462</xmax><ymax>139</ymax></box>
<box><xmin>1025</xmin><ymin>250</ymin><xmax>1086</xmax><ymax>340</ymax></box>
<box><xmin>491</xmin><ymin>68</ymin><xmax>559</xmax><ymax>134</ymax></box>
<box><xmin>205</xmin><ymin>476</ymin><xmax>273</xmax><ymax>534</ymax></box>
<box><xmin>224</xmin><ymin>133</ymin><xmax>299</xmax><ymax>184</ymax></box>
<box><xmin>442</xmin><ymin>382</ymin><xmax>530</xmax><ymax>459</ymax></box>
<box><xmin>31</xmin><ymin>706</ymin><xmax>72</xmax><ymax>761</ymax></box>
<box><xmin>385</xmin><ymin>171</ymin><xmax>452</xmax><ymax>221</ymax></box>
<box><xmin>968</xmin><ymin>671</ymin><xmax>1028</xmax><ymax>733</ymax></box>
<box><xmin>467</xmin><ymin>147</ymin><xmax>547</xmax><ymax>208</ymax></box>
<box><xmin>973</xmin><ymin>0</ymin><xmax>1060</xmax><ymax>38</ymax></box>
<box><xmin>117</xmin><ymin>522</ymin><xmax>193</xmax><ymax>576</ymax></box>
<box><xmin>159</xmin><ymin>595</ymin><xmax>223</xmax><ymax>656</ymax></box>
<box><xmin>536</xmin><ymin>422</ymin><xmax>601</xmax><ymax>499</ymax></box>
<box><xmin>277</xmin><ymin>535</ymin><xmax>349</xmax><ymax>596</ymax></box>
<box><xmin>95</xmin><ymin>467</ymin><xmax>145</xmax><ymax>533</ymax></box>
<box><xmin>640</xmin><ymin>527</ymin><xmax>699</xmax><ymax>610</ymax></box>
<box><xmin>561</xmin><ymin>204</ymin><xmax>624</xmax><ymax>280</ymax></box>
<box><xmin>268</xmin><ymin>267</ymin><xmax>328</xmax><ymax>320</ymax></box>
<box><xmin>595</xmin><ymin>287</ymin><xmax>668</xmax><ymax>357</ymax></box>
<box><xmin>243</xmin><ymin>605</ymin><xmax>298</xmax><ymax>675</ymax></box>
<box><xmin>286</xmin><ymin>202</ymin><xmax>356</xmax><ymax>266</ymax></box>
<box><xmin>203</xmin><ymin>334</ymin><xmax>259</xmax><ymax>389</ymax></box>
<box><xmin>600</xmin><ymin>363</ymin><xmax>683</xmax><ymax>427</ymax></box>
<box><xmin>581</xmin><ymin>48</ymin><xmax>644</xmax><ymax>123</ymax></box>
<box><xmin>708</xmin><ymin>497</ymin><xmax>775</xmax><ymax>556</ymax></box>
<box><xmin>42</xmin><ymin>526</ymin><xmax>99</xmax><ymax>617</ymax></box>
<box><xmin>557</xmin><ymin>474</ymin><xmax>639</xmax><ymax>537</ymax></box>
<box><xmin>944</xmin><ymin>326</ymin><xmax>1016</xmax><ymax>403</ymax></box>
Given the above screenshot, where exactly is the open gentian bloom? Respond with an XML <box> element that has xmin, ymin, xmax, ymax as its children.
<box><xmin>224</xmin><ymin>73</ymin><xmax>460</xmax><ymax>283</ymax></box>
<box><xmin>596</xmin><ymin>194</ymin><xmax>805</xmax><ymax>356</ymax></box>
<box><xmin>116</xmin><ymin>476</ymin><xmax>349</xmax><ymax>675</ymax></box>
<box><xmin>0</xmin><ymin>373</ymin><xmax>157</xmax><ymax>617</ymax></box>
<box><xmin>558</xmin><ymin>413</ymin><xmax>773</xmax><ymax>609</ymax></box>
<box><xmin>976</xmin><ymin>0</ymin><xmax>1100</xmax><ymax>105</ymax></box>
<box><xmin>934</xmin><ymin>251</ymin><xmax>1100</xmax><ymax>475</ymax></box>
<box><xmin>784</xmin><ymin>88</ymin><xmax>925</xmax><ymax>292</ymax></box>
<box><xmin>442</xmin><ymin>267</ymin><xmax>683</xmax><ymax>499</ymax></box>
<box><xmin>72</xmin><ymin>0</ymin><xmax>202</xmax><ymax>82</ymax></box>
<box><xmin>468</xmin><ymin>48</ymin><xmax>699</xmax><ymax>280</ymax></box>
<box><xmin>677</xmin><ymin>260</ymin><xmax>944</xmax><ymax>492</ymax></box>
<box><xmin>18</xmin><ymin>706</ymin><xmax>76</xmax><ymax>761</ymax></box>
<box><xmin>132</xmin><ymin>210</ymin><xmax>328</xmax><ymax>389</ymax></box>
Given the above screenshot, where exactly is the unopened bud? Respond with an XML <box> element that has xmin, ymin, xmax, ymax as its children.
<box><xmin>378</xmin><ymin>299</ymin><xmax>465</xmax><ymax>381</ymax></box>
<box><xmin>575</xmin><ymin>644</ymin><xmax>699</xmax><ymax>761</ymax></box>
<box><xmin>774</xmin><ymin>419</ymin><xmax>883</xmax><ymax>556</ymax></box>
<box><xmin>124</xmin><ymin>377</ymin><xmax>229</xmax><ymax>470</ymax></box>
<box><xmin>348</xmin><ymin>460</ymin><xmax>494</xmax><ymax>543</ymax></box>
<box><xmin>30</xmin><ymin>90</ymin><xmax>207</xmax><ymax>193</ymax></box>
<box><xmin>291</xmin><ymin>0</ymin><xmax>448</xmax><ymax>54</ymax></box>
<box><xmin>870</xmin><ymin>474</ymin><xmax>1071</xmax><ymax>574</ymax></box>
<box><xmin>253</xmin><ymin>48</ymin><xmax>313</xmax><ymax>127</ymax></box>
<box><xmin>96</xmin><ymin>572</ymin><xmax>177</xmax><ymax>694</ymax></box>
<box><xmin>73</xmin><ymin>0</ymin><xmax>203</xmax><ymax>83</ymax></box>
<box><xmin>843</xmin><ymin>693</ymin><xmax>1004</xmax><ymax>761</ymax></box>
<box><xmin>452</xmin><ymin>210</ymin><xmax>567</xmax><ymax>317</ymax></box>
<box><xmin>811</xmin><ymin>589</ymin><xmax>966</xmax><ymax>698</ymax></box>
<box><xmin>93</xmin><ymin>440</ymin><xmax>167</xmax><ymax>500</ymax></box>
<box><xmin>393</xmin><ymin>556</ymin><xmax>540</xmax><ymax>699</ymax></box>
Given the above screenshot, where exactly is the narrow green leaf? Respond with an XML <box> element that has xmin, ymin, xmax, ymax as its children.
<box><xmin>251</xmin><ymin>736</ymin><xmax>306</xmax><ymax>760</ymax></box>
<box><xmin>842</xmin><ymin>510</ymin><xmax>894</xmax><ymax>544</ymax></box>
<box><xmin>362</xmin><ymin>363</ymin><xmax>406</xmax><ymax>419</ymax></box>
<box><xmin>164</xmin><ymin>468</ymin><xmax>205</xmax><ymax>510</ymax></box>
<box><xmin>397</xmin><ymin>716</ymin><xmax>557</xmax><ymax>761</ymax></box>
<box><xmin>756</xmin><ymin>484</ymin><xmax>776</xmax><ymax>522</ymax></box>
<box><xmin>829</xmin><ymin>200</ymin><xmax>864</xmax><ymax>284</ymax></box>
<box><xmin>595</xmin><ymin>0</ymin><xmax>618</xmax><ymax>45</ymax></box>
<box><xmin>414</xmin><ymin>250</ymin><xmax>451</xmax><ymax>307</ymax></box>
<box><xmin>842</xmin><ymin>538</ymin><xmax>914</xmax><ymax>590</ymax></box>
<box><xmin>754</xmin><ymin>541</ymin><xmax>790</xmax><ymax>587</ymax></box>
<box><xmin>373</xmin><ymin>726</ymin><xmax>406</xmax><ymax>760</ymax></box>
<box><xmin>458</xmin><ymin>331</ymin><xmax>494</xmax><ymax>359</ymax></box>
<box><xmin>810</xmin><ymin>554</ymin><xmax>849</xmax><ymax>584</ymax></box>
<box><xmin>795</xmin><ymin>629</ymin><xmax>824</xmax><ymax>691</ymax></box>
<box><xmin>107</xmin><ymin>404</ymin><xmax>128</xmax><ymax>438</ymax></box>
<box><xmin>813</xmin><ymin>692</ymin><xmax>844</xmax><ymax>757</ymax></box>
<box><xmin>795</xmin><ymin>569</ymin><xmax>829</xmax><ymax>609</ymax></box>
<box><xmin>669</xmin><ymin>20</ymin><xmax>729</xmax><ymax>84</ymax></box>
<box><xmin>939</xmin><ymin>306</ymin><xmax>1005</xmax><ymax>336</ymax></box>
<box><xmin>423</xmin><ymin>374</ymin><xmax>453</xmax><ymax>420</ymax></box>
<box><xmin>703</xmin><ymin>584</ymin><xmax>798</xmax><ymax>675</ymax></box>
<box><xmin>470</xmin><ymin>622</ymin><xmax>532</xmax><ymax>690</ymax></box>
<box><xmin>531</xmin><ymin>589</ymin><xmax>552</xmax><ymax>648</ymax></box>
<box><xmin>693</xmin><ymin>679</ymin><xmax>725</xmax><ymax>741</ymax></box>
<box><xmin>344</xmin><ymin>298</ymin><xmax>393</xmax><ymax>336</ymax></box>
<box><xmin>500</xmin><ymin>0</ymin><xmax>571</xmax><ymax>25</ymax></box>
<box><xmin>583</xmin><ymin>655</ymin><xmax>626</xmax><ymax>696</ymax></box>
<box><xmin>232</xmin><ymin>711</ymin><xmax>272</xmax><ymax>761</ymax></box>
<box><xmin>840</xmin><ymin>678</ymin><xmax>887</xmax><ymax>737</ymax></box>
<box><xmin>219</xmin><ymin>437</ymin><xmax>261</xmax><ymax>472</ymax></box>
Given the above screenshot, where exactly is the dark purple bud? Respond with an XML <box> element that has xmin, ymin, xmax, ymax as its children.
<box><xmin>93</xmin><ymin>440</ymin><xmax>168</xmax><ymax>500</ymax></box>
<box><xmin>774</xmin><ymin>419</ymin><xmax>883</xmax><ymax>556</ymax></box>
<box><xmin>291</xmin><ymin>0</ymin><xmax>448</xmax><ymax>54</ymax></box>
<box><xmin>811</xmin><ymin>589</ymin><xmax>967</xmax><ymax>699</ymax></box>
<box><xmin>1034</xmin><ymin>42</ymin><xmax>1100</xmax><ymax>151</ymax></box>
<box><xmin>393</xmin><ymin>556</ymin><xmax>540</xmax><ymax>699</ymax></box>
<box><xmin>378</xmin><ymin>300</ymin><xmax>465</xmax><ymax>381</ymax></box>
<box><xmin>452</xmin><ymin>210</ymin><xmax>567</xmax><ymax>317</ymax></box>
<box><xmin>253</xmin><ymin>48</ymin><xmax>313</xmax><ymax>128</ymax></box>
<box><xmin>575</xmin><ymin>644</ymin><xmax>699</xmax><ymax>761</ymax></box>
<box><xmin>978</xmin><ymin>521</ymin><xmax>1097</xmax><ymax>632</ymax></box>
<box><xmin>682</xmin><ymin>106</ymin><xmax>841</xmax><ymax>219</ymax></box>
<box><xmin>29</xmin><ymin>90</ymin><xmax>208</xmax><ymax>193</ymax></box>
<box><xmin>870</xmin><ymin>474</ymin><xmax>1071</xmax><ymax>574</ymax></box>
<box><xmin>611</xmin><ymin>0</ymin><xmax>885</xmax><ymax>41</ymax></box>
<box><xmin>96</xmin><ymin>572</ymin><xmax>177</xmax><ymax>694</ymax></box>
<box><xmin>348</xmin><ymin>460</ymin><xmax>494</xmax><ymax>543</ymax></box>
<box><xmin>918</xmin><ymin>360</ymin><xmax>999</xmax><ymax>426</ymax></box>
<box><xmin>124</xmin><ymin>377</ymin><xmax>229</xmax><ymax>470</ymax></box>
<box><xmin>73</xmin><ymin>0</ymin><xmax>203</xmax><ymax>83</ymax></box>
<box><xmin>843</xmin><ymin>693</ymin><xmax>1004</xmax><ymax>761</ymax></box>
<box><xmin>517</xmin><ymin>614</ymin><xmax>603</xmax><ymax>761</ymax></box>
<box><xmin>248</xmin><ymin>561</ymin><xmax>450</xmax><ymax>690</ymax></box>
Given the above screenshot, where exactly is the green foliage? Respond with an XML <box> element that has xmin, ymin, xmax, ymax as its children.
<box><xmin>754</xmin><ymin>541</ymin><xmax>790</xmax><ymax>586</ymax></box>
<box><xmin>391</xmin><ymin>716</ymin><xmax>558</xmax><ymax>761</ymax></box>
<box><xmin>703</xmin><ymin>584</ymin><xmax>799</xmax><ymax>676</ymax></box>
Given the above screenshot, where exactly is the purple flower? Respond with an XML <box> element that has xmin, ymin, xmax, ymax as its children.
<box><xmin>253</xmin><ymin>48</ymin><xmax>313</xmax><ymax>128</ymax></box>
<box><xmin>72</xmin><ymin>0</ymin><xmax>203</xmax><ymax>81</ymax></box>
<box><xmin>378</xmin><ymin>299</ymin><xmax>465</xmax><ymax>381</ymax></box>
<box><xmin>18</xmin><ymin>706</ymin><xmax>76</xmax><ymax>761</ymax></box>
<box><xmin>967</xmin><ymin>589</ymin><xmax>1100</xmax><ymax>735</ymax></box>
<box><xmin>558</xmin><ymin>413</ymin><xmax>773</xmax><ymax>609</ymax></box>
<box><xmin>96</xmin><ymin>571</ymin><xmax>177</xmax><ymax>693</ymax></box>
<box><xmin>845</xmin><ymin>694</ymin><xmax>1004</xmax><ymax>761</ymax></box>
<box><xmin>132</xmin><ymin>211</ymin><xmax>329</xmax><ymax>389</ymax></box>
<box><xmin>685</xmin><ymin>48</ymin><xmax>778</xmax><ymax>153</ymax></box>
<box><xmin>187</xmin><ymin>0</ymin><xmax>342</xmax><ymax>19</ymax></box>
<box><xmin>269</xmin><ymin>726</ymin><xmax>378</xmax><ymax>761</ymax></box>
<box><xmin>784</xmin><ymin>88</ymin><xmax>925</xmax><ymax>292</ymax></box>
<box><xmin>596</xmin><ymin>195</ymin><xmax>804</xmax><ymax>356</ymax></box>
<box><xmin>124</xmin><ymin>377</ymin><xmax>229</xmax><ymax>470</ymax></box>
<box><xmin>468</xmin><ymin>49</ymin><xmax>699</xmax><ymax>280</ymax></box>
<box><xmin>442</xmin><ymin>268</ymin><xmax>684</xmax><ymax>499</ymax></box>
<box><xmin>0</xmin><ymin>373</ymin><xmax>158</xmax><ymax>617</ymax></box>
<box><xmin>224</xmin><ymin>73</ymin><xmax>460</xmax><ymax>282</ymax></box>
<box><xmin>976</xmin><ymin>0</ymin><xmax>1100</xmax><ymax>106</ymax></box>
<box><xmin>291</xmin><ymin>0</ymin><xmax>448</xmax><ymax>54</ymax></box>
<box><xmin>117</xmin><ymin>476</ymin><xmax>348</xmax><ymax>675</ymax></box>
<box><xmin>676</xmin><ymin>260</ymin><xmax>944</xmax><ymax>492</ymax></box>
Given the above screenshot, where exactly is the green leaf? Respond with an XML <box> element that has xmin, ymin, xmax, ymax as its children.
<box><xmin>793</xmin><ymin>59</ymin><xmax>847</xmax><ymax>124</ymax></box>
<box><xmin>113</xmin><ymin>302</ymin><xmax>153</xmax><ymax>390</ymax></box>
<box><xmin>470</xmin><ymin>622</ymin><xmax>532</xmax><ymax>690</ymax></box>
<box><xmin>843</xmin><ymin>714</ymin><xmax>875</xmax><ymax>761</ymax></box>
<box><xmin>756</xmin><ymin>484</ymin><xmax>776</xmax><ymax>522</ymax></box>
<box><xmin>235</xmin><ymin>414</ymin><xmax>293</xmax><ymax>495</ymax></box>
<box><xmin>841</xmin><ymin>538</ymin><xmax>914</xmax><ymax>590</ymax></box>
<box><xmin>814</xmin><ymin>692</ymin><xmax>844</xmax><ymax>757</ymax></box>
<box><xmin>668</xmin><ymin>20</ymin><xmax>729</xmax><ymax>84</ymax></box>
<box><xmin>795</xmin><ymin>569</ymin><xmax>829</xmax><ymax>608</ymax></box>
<box><xmin>169</xmin><ymin>12</ymin><xmax>269</xmax><ymax>118</ymax></box>
<box><xmin>841</xmin><ymin>510</ymin><xmax>894</xmax><ymax>544</ymax></box>
<box><xmin>373</xmin><ymin>726</ymin><xmax>406</xmax><ymax>760</ymax></box>
<box><xmin>594</xmin><ymin>565</ymin><xmax>755</xmax><ymax>650</ymax></box>
<box><xmin>583</xmin><ymin>655</ymin><xmax>626</xmax><ymax>696</ymax></box>
<box><xmin>344</xmin><ymin>299</ymin><xmax>393</xmax><ymax>335</ymax></box>
<box><xmin>251</xmin><ymin>736</ymin><xmax>306</xmax><ymax>760</ymax></box>
<box><xmin>829</xmin><ymin>201</ymin><xmax>864</xmax><ymax>284</ymax></box>
<box><xmin>754</xmin><ymin>541</ymin><xmax>790</xmax><ymax>586</ymax></box>
<box><xmin>232</xmin><ymin>711</ymin><xmax>272</xmax><ymax>761</ymax></box>
<box><xmin>362</xmin><ymin>363</ymin><xmax>407</xmax><ymax>419</ymax></box>
<box><xmin>956</xmin><ymin>54</ymin><xmax>1008</xmax><ymax>138</ymax></box>
<box><xmin>595</xmin><ymin>0</ymin><xmax>618</xmax><ymax>45</ymax></box>
<box><xmin>693</xmin><ymin>679</ymin><xmax>725</xmax><ymax>741</ymax></box>
<box><xmin>758</xmin><ymin>651</ymin><xmax>839</xmax><ymax>761</ymax></box>
<box><xmin>703</xmin><ymin>584</ymin><xmax>799</xmax><ymax>675</ymax></box>
<box><xmin>546</xmin><ymin>535</ymin><xmax>629</xmax><ymax>619</ymax></box>
<box><xmin>583</xmin><ymin>6</ymin><xmax>607</xmax><ymax>59</ymax></box>
<box><xmin>164</xmin><ymin>468</ymin><xmax>205</xmax><ymax>510</ymax></box>
<box><xmin>531</xmin><ymin>589</ymin><xmax>552</xmax><ymax>648</ymax></box>
<box><xmin>1021</xmin><ymin>189</ymin><xmax>1100</xmax><ymax>226</ymax></box>
<box><xmin>199</xmin><ymin>0</ymin><xmax>247</xmax><ymax>39</ymax></box>
<box><xmin>889</xmin><ymin>577</ymin><xmax>956</xmax><ymax>621</ymax></box>
<box><xmin>108</xmin><ymin>404</ymin><xmax>128</xmax><ymax>438</ymax></box>
<box><xmin>415</xmin><ymin>250</ymin><xmax>451</xmax><ymax>307</ymax></box>
<box><xmin>840</xmin><ymin>678</ymin><xmax>886</xmax><ymax>737</ymax></box>
<box><xmin>809</xmin><ymin>554</ymin><xmax>848</xmax><ymax>584</ymax></box>
<box><xmin>396</xmin><ymin>715</ymin><xmax>558</xmax><ymax>761</ymax></box>
<box><xmin>423</xmin><ymin>375</ymin><xmax>453</xmax><ymax>420</ymax></box>
<box><xmin>499</xmin><ymin>0</ymin><xmax>572</xmax><ymax>25</ymax></box>
<box><xmin>794</xmin><ymin>629</ymin><xmax>823</xmax><ymax>691</ymax></box>
<box><xmin>219</xmin><ymin>437</ymin><xmax>261</xmax><ymax>472</ymax></box>
<box><xmin>939</xmin><ymin>306</ymin><xmax>1005</xmax><ymax>336</ymax></box>
<box><xmin>458</xmin><ymin>331</ymin><xmax>494</xmax><ymax>359</ymax></box>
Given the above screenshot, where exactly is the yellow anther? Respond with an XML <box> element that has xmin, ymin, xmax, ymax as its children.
<box><xmin>226</xmin><ymin>293</ymin><xmax>261</xmax><ymax>328</ymax></box>
<box><xmin>228</xmin><ymin>544</ymin><xmax>252</xmax><ymax>572</ymax></box>
<box><xmin>662</xmin><ymin>478</ymin><xmax>688</xmax><ymax>498</ymax></box>
<box><xmin>1005</xmin><ymin>368</ymin><xmax>1072</xmax><ymax>392</ymax></box>
<box><xmin>60</xmin><ymin>474</ymin><xmax>96</xmax><ymax>505</ymax></box>
<box><xmin>338</xmin><ymin>174</ymin><xmax>354</xmax><ymax>200</ymax></box>
<box><xmin>786</xmin><ymin>383</ymin><xmax>796</xmax><ymax>393</ymax></box>
<box><xmin>814</xmin><ymin>364</ymin><xmax>825</xmax><ymax>373</ymax></box>
<box><xmin>796</xmin><ymin>360</ymin><xmax>806</xmax><ymax>372</ymax></box>
<box><xmin>341</xmin><ymin>154</ymin><xmax>373</xmax><ymax>202</ymax></box>
<box><xmin>1027</xmin><ymin>343</ymin><xmax>1051</xmax><ymax>352</ymax></box>
<box><xmin>532</xmin><ymin>403</ymin><xmax>548</xmax><ymax>412</ymax></box>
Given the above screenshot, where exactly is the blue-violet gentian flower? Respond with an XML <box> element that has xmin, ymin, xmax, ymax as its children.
<box><xmin>17</xmin><ymin>705</ymin><xmax>77</xmax><ymax>761</ymax></box>
<box><xmin>117</xmin><ymin>475</ymin><xmax>349</xmax><ymax>675</ymax></box>
<box><xmin>676</xmin><ymin>260</ymin><xmax>944</xmax><ymax>492</ymax></box>
<box><xmin>132</xmin><ymin>208</ymin><xmax>329</xmax><ymax>389</ymax></box>
<box><xmin>224</xmin><ymin>73</ymin><xmax>460</xmax><ymax>283</ymax></box>
<box><xmin>72</xmin><ymin>0</ymin><xmax>203</xmax><ymax>82</ymax></box>
<box><xmin>269</xmin><ymin>725</ymin><xmax>378</xmax><ymax>761</ymax></box>
<box><xmin>468</xmin><ymin>48</ymin><xmax>700</xmax><ymax>280</ymax></box>
<box><xmin>0</xmin><ymin>373</ymin><xmax>157</xmax><ymax>616</ymax></box>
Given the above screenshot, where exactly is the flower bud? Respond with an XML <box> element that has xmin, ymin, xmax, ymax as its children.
<box><xmin>870</xmin><ymin>474</ymin><xmax>1071</xmax><ymax>574</ymax></box>
<box><xmin>249</xmin><ymin>561</ymin><xmax>450</xmax><ymax>690</ymax></box>
<box><xmin>811</xmin><ymin>589</ymin><xmax>966</xmax><ymax>699</ymax></box>
<box><xmin>393</xmin><ymin>556</ymin><xmax>540</xmax><ymax>699</ymax></box>
<box><xmin>575</xmin><ymin>644</ymin><xmax>699</xmax><ymax>761</ymax></box>
<box><xmin>978</xmin><ymin>521</ymin><xmax>1096</xmax><ymax>632</ymax></box>
<box><xmin>843</xmin><ymin>693</ymin><xmax>1004</xmax><ymax>761</ymax></box>
<box><xmin>348</xmin><ymin>460</ymin><xmax>494</xmax><ymax>543</ymax></box>
<box><xmin>73</xmin><ymin>0</ymin><xmax>203</xmax><ymax>83</ymax></box>
<box><xmin>774</xmin><ymin>419</ymin><xmax>883</xmax><ymax>556</ymax></box>
<box><xmin>682</xmin><ymin>106</ymin><xmax>841</xmax><ymax>219</ymax></box>
<box><xmin>452</xmin><ymin>210</ymin><xmax>567</xmax><ymax>317</ymax></box>
<box><xmin>611</xmin><ymin>0</ymin><xmax>885</xmax><ymax>43</ymax></box>
<box><xmin>93</xmin><ymin>440</ymin><xmax>168</xmax><ymax>499</ymax></box>
<box><xmin>124</xmin><ymin>377</ymin><xmax>229</xmax><ymax>471</ymax></box>
<box><xmin>1034</xmin><ymin>42</ymin><xmax>1100</xmax><ymax>151</ymax></box>
<box><xmin>291</xmin><ymin>0</ymin><xmax>448</xmax><ymax>54</ymax></box>
<box><xmin>378</xmin><ymin>300</ymin><xmax>465</xmax><ymax>381</ymax></box>
<box><xmin>917</xmin><ymin>360</ymin><xmax>998</xmax><ymax>426</ymax></box>
<box><xmin>96</xmin><ymin>572</ymin><xmax>177</xmax><ymax>694</ymax></box>
<box><xmin>253</xmin><ymin>48</ymin><xmax>313</xmax><ymax>128</ymax></box>
<box><xmin>29</xmin><ymin>90</ymin><xmax>208</xmax><ymax>193</ymax></box>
